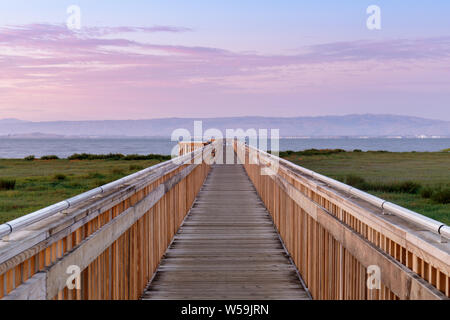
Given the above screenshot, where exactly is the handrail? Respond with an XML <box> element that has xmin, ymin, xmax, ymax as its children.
<box><xmin>0</xmin><ymin>142</ymin><xmax>216</xmax><ymax>239</ymax></box>
<box><xmin>240</xmin><ymin>142</ymin><xmax>450</xmax><ymax>240</ymax></box>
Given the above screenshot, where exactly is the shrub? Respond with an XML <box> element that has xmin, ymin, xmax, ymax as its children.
<box><xmin>123</xmin><ymin>154</ymin><xmax>171</xmax><ymax>161</ymax></box>
<box><xmin>53</xmin><ymin>174</ymin><xmax>67</xmax><ymax>181</ymax></box>
<box><xmin>24</xmin><ymin>155</ymin><xmax>35</xmax><ymax>161</ymax></box>
<box><xmin>345</xmin><ymin>175</ymin><xmax>367</xmax><ymax>189</ymax></box>
<box><xmin>279</xmin><ymin>149</ymin><xmax>347</xmax><ymax>157</ymax></box>
<box><xmin>68</xmin><ymin>153</ymin><xmax>124</xmax><ymax>160</ymax></box>
<box><xmin>365</xmin><ymin>181</ymin><xmax>422</xmax><ymax>194</ymax></box>
<box><xmin>420</xmin><ymin>187</ymin><xmax>434</xmax><ymax>199</ymax></box>
<box><xmin>0</xmin><ymin>179</ymin><xmax>16</xmax><ymax>190</ymax></box>
<box><xmin>431</xmin><ymin>188</ymin><xmax>450</xmax><ymax>204</ymax></box>
<box><xmin>41</xmin><ymin>155</ymin><xmax>59</xmax><ymax>160</ymax></box>
<box><xmin>395</xmin><ymin>181</ymin><xmax>422</xmax><ymax>194</ymax></box>
<box><xmin>279</xmin><ymin>150</ymin><xmax>294</xmax><ymax>157</ymax></box>
<box><xmin>67</xmin><ymin>153</ymin><xmax>171</xmax><ymax>161</ymax></box>
<box><xmin>344</xmin><ymin>175</ymin><xmax>421</xmax><ymax>194</ymax></box>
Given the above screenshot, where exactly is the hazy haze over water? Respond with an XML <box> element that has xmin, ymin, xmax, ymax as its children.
<box><xmin>0</xmin><ymin>138</ymin><xmax>449</xmax><ymax>159</ymax></box>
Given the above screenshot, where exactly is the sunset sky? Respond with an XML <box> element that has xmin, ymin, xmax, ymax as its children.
<box><xmin>1</xmin><ymin>0</ymin><xmax>450</xmax><ymax>121</ymax></box>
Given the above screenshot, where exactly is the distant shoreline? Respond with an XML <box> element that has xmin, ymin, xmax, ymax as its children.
<box><xmin>0</xmin><ymin>148</ymin><xmax>449</xmax><ymax>161</ymax></box>
<box><xmin>1</xmin><ymin>135</ymin><xmax>450</xmax><ymax>140</ymax></box>
<box><xmin>0</xmin><ymin>137</ymin><xmax>448</xmax><ymax>158</ymax></box>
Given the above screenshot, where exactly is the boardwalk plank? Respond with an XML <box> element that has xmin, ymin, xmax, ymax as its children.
<box><xmin>142</xmin><ymin>158</ymin><xmax>310</xmax><ymax>300</ymax></box>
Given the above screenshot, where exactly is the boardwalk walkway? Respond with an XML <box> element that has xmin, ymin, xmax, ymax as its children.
<box><xmin>141</xmin><ymin>162</ymin><xmax>310</xmax><ymax>300</ymax></box>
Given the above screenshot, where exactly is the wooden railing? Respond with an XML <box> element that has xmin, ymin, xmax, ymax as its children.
<box><xmin>178</xmin><ymin>141</ymin><xmax>211</xmax><ymax>156</ymax></box>
<box><xmin>0</xmin><ymin>143</ymin><xmax>216</xmax><ymax>300</ymax></box>
<box><xmin>234</xmin><ymin>141</ymin><xmax>449</xmax><ymax>300</ymax></box>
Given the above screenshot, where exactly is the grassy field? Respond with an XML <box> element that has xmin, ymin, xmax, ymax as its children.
<box><xmin>0</xmin><ymin>151</ymin><xmax>449</xmax><ymax>225</ymax></box>
<box><xmin>280</xmin><ymin>150</ymin><xmax>450</xmax><ymax>225</ymax></box>
<box><xmin>0</xmin><ymin>158</ymin><xmax>161</xmax><ymax>223</ymax></box>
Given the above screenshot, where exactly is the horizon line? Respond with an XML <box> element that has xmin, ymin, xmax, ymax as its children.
<box><xmin>2</xmin><ymin>113</ymin><xmax>449</xmax><ymax>123</ymax></box>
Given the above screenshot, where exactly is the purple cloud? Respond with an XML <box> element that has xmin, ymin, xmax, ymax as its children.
<box><xmin>0</xmin><ymin>23</ymin><xmax>449</xmax><ymax>120</ymax></box>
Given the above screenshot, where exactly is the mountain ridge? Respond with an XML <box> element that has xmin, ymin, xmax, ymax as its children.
<box><xmin>1</xmin><ymin>114</ymin><xmax>449</xmax><ymax>137</ymax></box>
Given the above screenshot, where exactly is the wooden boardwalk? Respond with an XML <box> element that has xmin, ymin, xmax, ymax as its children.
<box><xmin>141</xmin><ymin>163</ymin><xmax>310</xmax><ymax>300</ymax></box>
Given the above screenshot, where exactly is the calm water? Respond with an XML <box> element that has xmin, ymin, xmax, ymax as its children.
<box><xmin>0</xmin><ymin>138</ymin><xmax>449</xmax><ymax>158</ymax></box>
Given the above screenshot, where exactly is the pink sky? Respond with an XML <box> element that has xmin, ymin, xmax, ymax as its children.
<box><xmin>1</xmin><ymin>23</ymin><xmax>450</xmax><ymax>121</ymax></box>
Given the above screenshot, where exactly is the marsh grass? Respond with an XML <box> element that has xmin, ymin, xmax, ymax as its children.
<box><xmin>344</xmin><ymin>175</ymin><xmax>422</xmax><ymax>194</ymax></box>
<box><xmin>129</xmin><ymin>164</ymin><xmax>144</xmax><ymax>171</ymax></box>
<box><xmin>282</xmin><ymin>150</ymin><xmax>450</xmax><ymax>224</ymax></box>
<box><xmin>111</xmin><ymin>168</ymin><xmax>126</xmax><ymax>175</ymax></box>
<box><xmin>0</xmin><ymin>158</ymin><xmax>161</xmax><ymax>223</ymax></box>
<box><xmin>1</xmin><ymin>151</ymin><xmax>448</xmax><ymax>225</ymax></box>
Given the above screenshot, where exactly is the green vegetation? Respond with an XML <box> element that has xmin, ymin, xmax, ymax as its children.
<box><xmin>1</xmin><ymin>150</ymin><xmax>448</xmax><ymax>225</ymax></box>
<box><xmin>67</xmin><ymin>153</ymin><xmax>171</xmax><ymax>161</ymax></box>
<box><xmin>343</xmin><ymin>175</ymin><xmax>422</xmax><ymax>195</ymax></box>
<box><xmin>0</xmin><ymin>179</ymin><xmax>16</xmax><ymax>191</ymax></box>
<box><xmin>280</xmin><ymin>149</ymin><xmax>450</xmax><ymax>224</ymax></box>
<box><xmin>431</xmin><ymin>188</ymin><xmax>450</xmax><ymax>204</ymax></box>
<box><xmin>0</xmin><ymin>155</ymin><xmax>167</xmax><ymax>223</ymax></box>
<box><xmin>40</xmin><ymin>155</ymin><xmax>59</xmax><ymax>160</ymax></box>
<box><xmin>53</xmin><ymin>173</ymin><xmax>67</xmax><ymax>181</ymax></box>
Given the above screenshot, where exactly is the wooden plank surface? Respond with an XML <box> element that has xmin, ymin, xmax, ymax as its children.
<box><xmin>142</xmin><ymin>152</ymin><xmax>310</xmax><ymax>300</ymax></box>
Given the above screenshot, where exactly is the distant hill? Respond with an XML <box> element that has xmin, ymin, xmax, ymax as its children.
<box><xmin>0</xmin><ymin>118</ymin><xmax>30</xmax><ymax>124</ymax></box>
<box><xmin>0</xmin><ymin>115</ymin><xmax>449</xmax><ymax>138</ymax></box>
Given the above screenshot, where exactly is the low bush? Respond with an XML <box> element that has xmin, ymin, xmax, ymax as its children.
<box><xmin>122</xmin><ymin>154</ymin><xmax>171</xmax><ymax>161</ymax></box>
<box><xmin>344</xmin><ymin>175</ymin><xmax>421</xmax><ymax>194</ymax></box>
<box><xmin>393</xmin><ymin>181</ymin><xmax>422</xmax><ymax>194</ymax></box>
<box><xmin>0</xmin><ymin>179</ymin><xmax>16</xmax><ymax>190</ymax></box>
<box><xmin>279</xmin><ymin>149</ymin><xmax>347</xmax><ymax>157</ymax></box>
<box><xmin>420</xmin><ymin>187</ymin><xmax>434</xmax><ymax>199</ymax></box>
<box><xmin>345</xmin><ymin>175</ymin><xmax>366</xmax><ymax>188</ymax></box>
<box><xmin>41</xmin><ymin>155</ymin><xmax>59</xmax><ymax>160</ymax></box>
<box><xmin>431</xmin><ymin>188</ymin><xmax>450</xmax><ymax>204</ymax></box>
<box><xmin>53</xmin><ymin>174</ymin><xmax>67</xmax><ymax>181</ymax></box>
<box><xmin>67</xmin><ymin>153</ymin><xmax>171</xmax><ymax>161</ymax></box>
<box><xmin>367</xmin><ymin>181</ymin><xmax>421</xmax><ymax>194</ymax></box>
<box><xmin>24</xmin><ymin>155</ymin><xmax>35</xmax><ymax>161</ymax></box>
<box><xmin>68</xmin><ymin>153</ymin><xmax>124</xmax><ymax>160</ymax></box>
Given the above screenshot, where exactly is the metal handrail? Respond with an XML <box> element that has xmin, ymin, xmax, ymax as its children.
<box><xmin>241</xmin><ymin>142</ymin><xmax>450</xmax><ymax>240</ymax></box>
<box><xmin>0</xmin><ymin>142</ymin><xmax>216</xmax><ymax>239</ymax></box>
